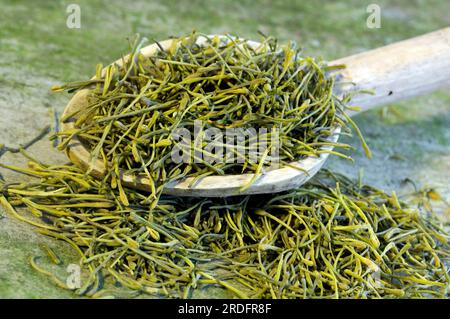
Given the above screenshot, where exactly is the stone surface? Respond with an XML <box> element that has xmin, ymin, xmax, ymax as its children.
<box><xmin>0</xmin><ymin>0</ymin><xmax>449</xmax><ymax>298</ymax></box>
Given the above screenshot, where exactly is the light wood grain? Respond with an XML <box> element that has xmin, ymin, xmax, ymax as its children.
<box><xmin>61</xmin><ymin>28</ymin><xmax>450</xmax><ymax>197</ymax></box>
<box><xmin>331</xmin><ymin>27</ymin><xmax>450</xmax><ymax>115</ymax></box>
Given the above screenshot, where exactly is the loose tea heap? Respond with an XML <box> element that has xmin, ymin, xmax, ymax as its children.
<box><xmin>52</xmin><ymin>32</ymin><xmax>369</xmax><ymax>198</ymax></box>
<box><xmin>0</xmin><ymin>160</ymin><xmax>448</xmax><ymax>298</ymax></box>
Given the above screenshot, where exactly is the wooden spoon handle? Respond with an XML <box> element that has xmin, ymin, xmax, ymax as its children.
<box><xmin>330</xmin><ymin>27</ymin><xmax>450</xmax><ymax>115</ymax></box>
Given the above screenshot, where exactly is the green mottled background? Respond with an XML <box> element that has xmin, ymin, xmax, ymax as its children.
<box><xmin>0</xmin><ymin>0</ymin><xmax>449</xmax><ymax>298</ymax></box>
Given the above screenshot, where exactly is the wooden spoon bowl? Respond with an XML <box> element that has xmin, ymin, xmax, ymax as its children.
<box><xmin>61</xmin><ymin>37</ymin><xmax>341</xmax><ymax>197</ymax></box>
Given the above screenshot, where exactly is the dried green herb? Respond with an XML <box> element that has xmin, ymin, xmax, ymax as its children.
<box><xmin>0</xmin><ymin>33</ymin><xmax>447</xmax><ymax>300</ymax></box>
<box><xmin>52</xmin><ymin>32</ymin><xmax>370</xmax><ymax>200</ymax></box>
<box><xmin>1</xmin><ymin>159</ymin><xmax>448</xmax><ymax>298</ymax></box>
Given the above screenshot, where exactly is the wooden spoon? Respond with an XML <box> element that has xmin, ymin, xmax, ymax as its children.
<box><xmin>61</xmin><ymin>28</ymin><xmax>450</xmax><ymax>197</ymax></box>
